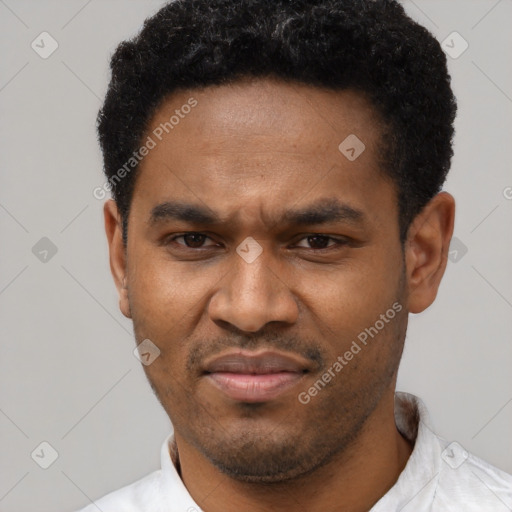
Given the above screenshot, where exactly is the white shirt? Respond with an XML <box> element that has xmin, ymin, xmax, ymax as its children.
<box><xmin>77</xmin><ymin>392</ymin><xmax>512</xmax><ymax>511</ymax></box>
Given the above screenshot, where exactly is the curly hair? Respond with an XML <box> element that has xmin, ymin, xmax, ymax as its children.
<box><xmin>97</xmin><ymin>0</ymin><xmax>457</xmax><ymax>244</ymax></box>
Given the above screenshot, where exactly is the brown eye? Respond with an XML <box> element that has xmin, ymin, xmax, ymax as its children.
<box><xmin>295</xmin><ymin>235</ymin><xmax>346</xmax><ymax>250</ymax></box>
<box><xmin>171</xmin><ymin>233</ymin><xmax>217</xmax><ymax>249</ymax></box>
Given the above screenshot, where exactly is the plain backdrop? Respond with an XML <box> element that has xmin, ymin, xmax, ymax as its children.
<box><xmin>0</xmin><ymin>1</ymin><xmax>511</xmax><ymax>511</ymax></box>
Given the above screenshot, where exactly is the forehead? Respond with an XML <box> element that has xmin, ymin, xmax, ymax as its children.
<box><xmin>131</xmin><ymin>78</ymin><xmax>396</xmax><ymax>229</ymax></box>
<box><xmin>145</xmin><ymin>78</ymin><xmax>383</xmax><ymax>155</ymax></box>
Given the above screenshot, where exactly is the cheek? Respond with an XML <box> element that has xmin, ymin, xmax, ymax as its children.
<box><xmin>301</xmin><ymin>250</ymin><xmax>403</xmax><ymax>342</ymax></box>
<box><xmin>128</xmin><ymin>235</ymin><xmax>402</xmax><ymax>341</ymax></box>
<box><xmin>128</xmin><ymin>250</ymin><xmax>211</xmax><ymax>321</ymax></box>
<box><xmin>127</xmin><ymin>259</ymin><xmax>206</xmax><ymax>386</ymax></box>
<box><xmin>127</xmin><ymin>251</ymin><xmax>225</xmax><ymax>375</ymax></box>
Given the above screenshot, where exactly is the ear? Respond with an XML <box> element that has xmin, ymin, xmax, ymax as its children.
<box><xmin>104</xmin><ymin>200</ymin><xmax>132</xmax><ymax>319</ymax></box>
<box><xmin>404</xmin><ymin>192</ymin><xmax>455</xmax><ymax>314</ymax></box>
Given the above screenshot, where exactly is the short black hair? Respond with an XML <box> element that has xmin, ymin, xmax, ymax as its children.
<box><xmin>98</xmin><ymin>0</ymin><xmax>457</xmax><ymax>244</ymax></box>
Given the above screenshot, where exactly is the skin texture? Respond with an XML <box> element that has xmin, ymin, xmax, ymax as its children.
<box><xmin>104</xmin><ymin>78</ymin><xmax>455</xmax><ymax>512</ymax></box>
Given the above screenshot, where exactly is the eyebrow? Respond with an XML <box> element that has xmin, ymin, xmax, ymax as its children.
<box><xmin>149</xmin><ymin>198</ymin><xmax>366</xmax><ymax>227</ymax></box>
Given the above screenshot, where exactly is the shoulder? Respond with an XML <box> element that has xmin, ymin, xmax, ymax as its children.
<box><xmin>76</xmin><ymin>470</ymin><xmax>165</xmax><ymax>512</ymax></box>
<box><xmin>434</xmin><ymin>439</ymin><xmax>512</xmax><ymax>510</ymax></box>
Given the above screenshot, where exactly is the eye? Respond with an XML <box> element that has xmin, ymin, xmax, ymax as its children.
<box><xmin>164</xmin><ymin>232</ymin><xmax>349</xmax><ymax>252</ymax></box>
<box><xmin>169</xmin><ymin>232</ymin><xmax>218</xmax><ymax>249</ymax></box>
<box><xmin>294</xmin><ymin>234</ymin><xmax>348</xmax><ymax>250</ymax></box>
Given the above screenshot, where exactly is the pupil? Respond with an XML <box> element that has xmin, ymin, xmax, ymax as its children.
<box><xmin>309</xmin><ymin>235</ymin><xmax>328</xmax><ymax>249</ymax></box>
<box><xmin>185</xmin><ymin>233</ymin><xmax>205</xmax><ymax>248</ymax></box>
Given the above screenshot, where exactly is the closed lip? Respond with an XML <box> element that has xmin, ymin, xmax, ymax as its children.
<box><xmin>202</xmin><ymin>349</ymin><xmax>311</xmax><ymax>402</ymax></box>
<box><xmin>202</xmin><ymin>349</ymin><xmax>311</xmax><ymax>375</ymax></box>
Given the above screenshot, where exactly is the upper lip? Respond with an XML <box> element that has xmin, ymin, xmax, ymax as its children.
<box><xmin>203</xmin><ymin>350</ymin><xmax>311</xmax><ymax>374</ymax></box>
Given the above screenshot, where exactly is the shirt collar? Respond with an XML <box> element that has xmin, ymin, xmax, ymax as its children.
<box><xmin>162</xmin><ymin>392</ymin><xmax>441</xmax><ymax>510</ymax></box>
<box><xmin>370</xmin><ymin>391</ymin><xmax>442</xmax><ymax>511</ymax></box>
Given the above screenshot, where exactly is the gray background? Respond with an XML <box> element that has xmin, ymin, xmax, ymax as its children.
<box><xmin>0</xmin><ymin>1</ymin><xmax>511</xmax><ymax>511</ymax></box>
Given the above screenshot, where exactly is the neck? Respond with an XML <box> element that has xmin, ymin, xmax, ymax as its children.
<box><xmin>175</xmin><ymin>391</ymin><xmax>413</xmax><ymax>512</ymax></box>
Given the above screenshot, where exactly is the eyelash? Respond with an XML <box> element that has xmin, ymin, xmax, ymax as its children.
<box><xmin>165</xmin><ymin>232</ymin><xmax>350</xmax><ymax>251</ymax></box>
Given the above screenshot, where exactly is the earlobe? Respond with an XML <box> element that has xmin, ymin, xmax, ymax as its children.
<box><xmin>119</xmin><ymin>275</ymin><xmax>132</xmax><ymax>319</ymax></box>
<box><xmin>104</xmin><ymin>200</ymin><xmax>132</xmax><ymax>319</ymax></box>
<box><xmin>405</xmin><ymin>192</ymin><xmax>455</xmax><ymax>314</ymax></box>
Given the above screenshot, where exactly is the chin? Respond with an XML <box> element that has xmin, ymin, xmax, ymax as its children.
<box><xmin>193</xmin><ymin>429</ymin><xmax>340</xmax><ymax>484</ymax></box>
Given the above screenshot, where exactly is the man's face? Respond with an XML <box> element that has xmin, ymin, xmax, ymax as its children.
<box><xmin>121</xmin><ymin>79</ymin><xmax>409</xmax><ymax>482</ymax></box>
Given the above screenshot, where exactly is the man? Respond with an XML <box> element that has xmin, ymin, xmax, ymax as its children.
<box><xmin>79</xmin><ymin>0</ymin><xmax>512</xmax><ymax>510</ymax></box>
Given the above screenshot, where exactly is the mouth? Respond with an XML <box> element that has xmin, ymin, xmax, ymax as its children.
<box><xmin>202</xmin><ymin>350</ymin><xmax>310</xmax><ymax>403</ymax></box>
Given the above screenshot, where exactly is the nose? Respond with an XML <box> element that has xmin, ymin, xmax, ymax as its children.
<box><xmin>208</xmin><ymin>248</ymin><xmax>299</xmax><ymax>333</ymax></box>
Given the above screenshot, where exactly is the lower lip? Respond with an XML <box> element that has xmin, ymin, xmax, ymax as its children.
<box><xmin>206</xmin><ymin>372</ymin><xmax>304</xmax><ymax>402</ymax></box>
